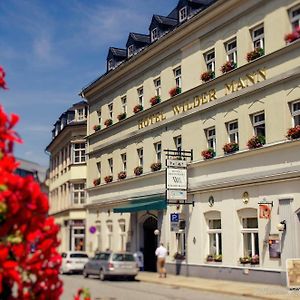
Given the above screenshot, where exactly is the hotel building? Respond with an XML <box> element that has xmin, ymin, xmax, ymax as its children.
<box><xmin>81</xmin><ymin>0</ymin><xmax>300</xmax><ymax>284</ymax></box>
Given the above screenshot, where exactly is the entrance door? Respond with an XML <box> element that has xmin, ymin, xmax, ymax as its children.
<box><xmin>143</xmin><ymin>216</ymin><xmax>157</xmax><ymax>272</ymax></box>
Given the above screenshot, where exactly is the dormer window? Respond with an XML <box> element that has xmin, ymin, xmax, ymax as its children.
<box><xmin>108</xmin><ymin>59</ymin><xmax>114</xmax><ymax>71</ymax></box>
<box><xmin>151</xmin><ymin>28</ymin><xmax>158</xmax><ymax>42</ymax></box>
<box><xmin>77</xmin><ymin>108</ymin><xmax>85</xmax><ymax>121</ymax></box>
<box><xmin>128</xmin><ymin>45</ymin><xmax>134</xmax><ymax>57</ymax></box>
<box><xmin>179</xmin><ymin>7</ymin><xmax>187</xmax><ymax>22</ymax></box>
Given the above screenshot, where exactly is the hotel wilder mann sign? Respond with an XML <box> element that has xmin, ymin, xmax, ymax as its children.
<box><xmin>138</xmin><ymin>68</ymin><xmax>266</xmax><ymax>130</ymax></box>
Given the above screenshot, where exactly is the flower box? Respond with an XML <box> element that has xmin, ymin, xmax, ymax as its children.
<box><xmin>150</xmin><ymin>95</ymin><xmax>161</xmax><ymax>106</ymax></box>
<box><xmin>169</xmin><ymin>87</ymin><xmax>181</xmax><ymax>97</ymax></box>
<box><xmin>134</xmin><ymin>166</ymin><xmax>143</xmax><ymax>176</ymax></box>
<box><xmin>201</xmin><ymin>148</ymin><xmax>215</xmax><ymax>160</ymax></box>
<box><xmin>117</xmin><ymin>112</ymin><xmax>126</xmax><ymax>121</ymax></box>
<box><xmin>223</xmin><ymin>142</ymin><xmax>239</xmax><ymax>154</ymax></box>
<box><xmin>247</xmin><ymin>135</ymin><xmax>265</xmax><ymax>149</ymax></box>
<box><xmin>284</xmin><ymin>27</ymin><xmax>300</xmax><ymax>43</ymax></box>
<box><xmin>213</xmin><ymin>254</ymin><xmax>222</xmax><ymax>262</ymax></box>
<box><xmin>220</xmin><ymin>61</ymin><xmax>236</xmax><ymax>74</ymax></box>
<box><xmin>104</xmin><ymin>119</ymin><xmax>113</xmax><ymax>127</ymax></box>
<box><xmin>93</xmin><ymin>178</ymin><xmax>100</xmax><ymax>186</ymax></box>
<box><xmin>118</xmin><ymin>171</ymin><xmax>127</xmax><ymax>180</ymax></box>
<box><xmin>287</xmin><ymin>125</ymin><xmax>300</xmax><ymax>140</ymax></box>
<box><xmin>150</xmin><ymin>162</ymin><xmax>161</xmax><ymax>172</ymax></box>
<box><xmin>206</xmin><ymin>254</ymin><xmax>214</xmax><ymax>262</ymax></box>
<box><xmin>250</xmin><ymin>255</ymin><xmax>259</xmax><ymax>265</ymax></box>
<box><xmin>246</xmin><ymin>47</ymin><xmax>264</xmax><ymax>62</ymax></box>
<box><xmin>239</xmin><ymin>256</ymin><xmax>251</xmax><ymax>264</ymax></box>
<box><xmin>93</xmin><ymin>125</ymin><xmax>101</xmax><ymax>132</ymax></box>
<box><xmin>201</xmin><ymin>71</ymin><xmax>215</xmax><ymax>82</ymax></box>
<box><xmin>104</xmin><ymin>175</ymin><xmax>113</xmax><ymax>183</ymax></box>
<box><xmin>133</xmin><ymin>104</ymin><xmax>143</xmax><ymax>114</ymax></box>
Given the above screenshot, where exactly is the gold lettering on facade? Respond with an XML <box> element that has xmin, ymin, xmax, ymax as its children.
<box><xmin>138</xmin><ymin>112</ymin><xmax>166</xmax><ymax>129</ymax></box>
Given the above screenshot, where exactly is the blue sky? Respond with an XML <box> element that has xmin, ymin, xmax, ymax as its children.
<box><xmin>0</xmin><ymin>0</ymin><xmax>177</xmax><ymax>167</ymax></box>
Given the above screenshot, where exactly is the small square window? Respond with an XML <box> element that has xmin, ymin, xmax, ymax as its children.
<box><xmin>151</xmin><ymin>28</ymin><xmax>159</xmax><ymax>41</ymax></box>
<box><xmin>179</xmin><ymin>7</ymin><xmax>187</xmax><ymax>22</ymax></box>
<box><xmin>128</xmin><ymin>45</ymin><xmax>134</xmax><ymax>57</ymax></box>
<box><xmin>252</xmin><ymin>25</ymin><xmax>264</xmax><ymax>49</ymax></box>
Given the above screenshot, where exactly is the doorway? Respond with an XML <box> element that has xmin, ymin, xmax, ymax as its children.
<box><xmin>143</xmin><ymin>216</ymin><xmax>157</xmax><ymax>271</ymax></box>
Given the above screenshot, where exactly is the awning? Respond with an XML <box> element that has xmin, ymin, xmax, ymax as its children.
<box><xmin>113</xmin><ymin>195</ymin><xmax>166</xmax><ymax>213</ymax></box>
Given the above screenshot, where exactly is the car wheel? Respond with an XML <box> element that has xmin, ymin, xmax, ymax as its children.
<box><xmin>99</xmin><ymin>269</ymin><xmax>106</xmax><ymax>281</ymax></box>
<box><xmin>83</xmin><ymin>268</ymin><xmax>89</xmax><ymax>278</ymax></box>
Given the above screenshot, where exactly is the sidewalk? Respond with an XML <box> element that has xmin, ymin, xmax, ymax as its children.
<box><xmin>136</xmin><ymin>272</ymin><xmax>300</xmax><ymax>300</ymax></box>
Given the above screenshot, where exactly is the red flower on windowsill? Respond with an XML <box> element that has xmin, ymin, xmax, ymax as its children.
<box><xmin>201</xmin><ymin>71</ymin><xmax>215</xmax><ymax>82</ymax></box>
<box><xmin>150</xmin><ymin>162</ymin><xmax>161</xmax><ymax>172</ymax></box>
<box><xmin>284</xmin><ymin>26</ymin><xmax>300</xmax><ymax>43</ymax></box>
<box><xmin>117</xmin><ymin>112</ymin><xmax>126</xmax><ymax>121</ymax></box>
<box><xmin>134</xmin><ymin>166</ymin><xmax>143</xmax><ymax>176</ymax></box>
<box><xmin>286</xmin><ymin>125</ymin><xmax>300</xmax><ymax>140</ymax></box>
<box><xmin>93</xmin><ymin>178</ymin><xmax>100</xmax><ymax>186</ymax></box>
<box><xmin>104</xmin><ymin>175</ymin><xmax>113</xmax><ymax>183</ymax></box>
<box><xmin>169</xmin><ymin>87</ymin><xmax>181</xmax><ymax>97</ymax></box>
<box><xmin>150</xmin><ymin>95</ymin><xmax>161</xmax><ymax>106</ymax></box>
<box><xmin>93</xmin><ymin>124</ymin><xmax>101</xmax><ymax>131</ymax></box>
<box><xmin>223</xmin><ymin>142</ymin><xmax>239</xmax><ymax>154</ymax></box>
<box><xmin>246</xmin><ymin>48</ymin><xmax>264</xmax><ymax>62</ymax></box>
<box><xmin>118</xmin><ymin>171</ymin><xmax>127</xmax><ymax>180</ymax></box>
<box><xmin>133</xmin><ymin>104</ymin><xmax>143</xmax><ymax>114</ymax></box>
<box><xmin>247</xmin><ymin>135</ymin><xmax>265</xmax><ymax>149</ymax></box>
<box><xmin>220</xmin><ymin>61</ymin><xmax>236</xmax><ymax>73</ymax></box>
<box><xmin>201</xmin><ymin>148</ymin><xmax>215</xmax><ymax>160</ymax></box>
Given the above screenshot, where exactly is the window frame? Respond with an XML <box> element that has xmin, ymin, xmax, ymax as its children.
<box><xmin>252</xmin><ymin>111</ymin><xmax>265</xmax><ymax>137</ymax></box>
<box><xmin>121</xmin><ymin>153</ymin><xmax>127</xmax><ymax>172</ymax></box>
<box><xmin>121</xmin><ymin>96</ymin><xmax>127</xmax><ymax>114</ymax></box>
<box><xmin>289</xmin><ymin>5</ymin><xmax>300</xmax><ymax>30</ymax></box>
<box><xmin>154</xmin><ymin>78</ymin><xmax>161</xmax><ymax>96</ymax></box>
<box><xmin>205</xmin><ymin>50</ymin><xmax>215</xmax><ymax>72</ymax></box>
<box><xmin>154</xmin><ymin>141</ymin><xmax>162</xmax><ymax>162</ymax></box>
<box><xmin>227</xmin><ymin>120</ymin><xmax>239</xmax><ymax>143</ymax></box>
<box><xmin>151</xmin><ymin>27</ymin><xmax>159</xmax><ymax>42</ymax></box>
<box><xmin>174</xmin><ymin>67</ymin><xmax>182</xmax><ymax>88</ymax></box>
<box><xmin>137</xmin><ymin>148</ymin><xmax>143</xmax><ymax>167</ymax></box>
<box><xmin>225</xmin><ymin>39</ymin><xmax>237</xmax><ymax>64</ymax></box>
<box><xmin>207</xmin><ymin>219</ymin><xmax>222</xmax><ymax>256</ymax></box>
<box><xmin>137</xmin><ymin>87</ymin><xmax>144</xmax><ymax>106</ymax></box>
<box><xmin>108</xmin><ymin>103</ymin><xmax>113</xmax><ymax>119</ymax></box>
<box><xmin>108</xmin><ymin>59</ymin><xmax>114</xmax><ymax>70</ymax></box>
<box><xmin>73</xmin><ymin>142</ymin><xmax>86</xmax><ymax>164</ymax></box>
<box><xmin>206</xmin><ymin>127</ymin><xmax>216</xmax><ymax>151</ymax></box>
<box><xmin>174</xmin><ymin>135</ymin><xmax>182</xmax><ymax>154</ymax></box>
<box><xmin>128</xmin><ymin>45</ymin><xmax>134</xmax><ymax>57</ymax></box>
<box><xmin>108</xmin><ymin>158</ymin><xmax>113</xmax><ymax>175</ymax></box>
<box><xmin>97</xmin><ymin>109</ymin><xmax>102</xmax><ymax>125</ymax></box>
<box><xmin>179</xmin><ymin>6</ymin><xmax>187</xmax><ymax>22</ymax></box>
<box><xmin>241</xmin><ymin>217</ymin><xmax>259</xmax><ymax>257</ymax></box>
<box><xmin>251</xmin><ymin>25</ymin><xmax>264</xmax><ymax>49</ymax></box>
<box><xmin>73</xmin><ymin>183</ymin><xmax>86</xmax><ymax>205</ymax></box>
<box><xmin>292</xmin><ymin>100</ymin><xmax>300</xmax><ymax>126</ymax></box>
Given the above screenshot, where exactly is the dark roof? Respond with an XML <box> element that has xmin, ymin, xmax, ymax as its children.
<box><xmin>128</xmin><ymin>32</ymin><xmax>150</xmax><ymax>44</ymax></box>
<box><xmin>151</xmin><ymin>15</ymin><xmax>178</xmax><ymax>27</ymax></box>
<box><xmin>72</xmin><ymin>100</ymin><xmax>87</xmax><ymax>107</ymax></box>
<box><xmin>188</xmin><ymin>0</ymin><xmax>215</xmax><ymax>4</ymax></box>
<box><xmin>108</xmin><ymin>47</ymin><xmax>127</xmax><ymax>58</ymax></box>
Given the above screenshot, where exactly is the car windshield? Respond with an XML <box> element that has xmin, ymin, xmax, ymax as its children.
<box><xmin>95</xmin><ymin>253</ymin><xmax>110</xmax><ymax>260</ymax></box>
<box><xmin>112</xmin><ymin>253</ymin><xmax>135</xmax><ymax>262</ymax></box>
<box><xmin>70</xmin><ymin>253</ymin><xmax>88</xmax><ymax>258</ymax></box>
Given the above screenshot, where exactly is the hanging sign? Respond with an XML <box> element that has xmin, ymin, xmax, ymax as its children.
<box><xmin>166</xmin><ymin>168</ymin><xmax>187</xmax><ymax>189</ymax></box>
<box><xmin>259</xmin><ymin>204</ymin><xmax>271</xmax><ymax>219</ymax></box>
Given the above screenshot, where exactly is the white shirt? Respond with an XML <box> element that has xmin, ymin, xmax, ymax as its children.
<box><xmin>155</xmin><ymin>245</ymin><xmax>167</xmax><ymax>258</ymax></box>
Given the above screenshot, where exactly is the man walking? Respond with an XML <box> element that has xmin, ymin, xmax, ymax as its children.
<box><xmin>155</xmin><ymin>243</ymin><xmax>167</xmax><ymax>278</ymax></box>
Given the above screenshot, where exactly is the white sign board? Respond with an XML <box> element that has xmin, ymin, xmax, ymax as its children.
<box><xmin>166</xmin><ymin>159</ymin><xmax>187</xmax><ymax>168</ymax></box>
<box><xmin>167</xmin><ymin>168</ymin><xmax>187</xmax><ymax>189</ymax></box>
<box><xmin>167</xmin><ymin>190</ymin><xmax>187</xmax><ymax>200</ymax></box>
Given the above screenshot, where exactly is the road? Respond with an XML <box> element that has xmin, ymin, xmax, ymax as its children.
<box><xmin>61</xmin><ymin>274</ymin><xmax>257</xmax><ymax>300</ymax></box>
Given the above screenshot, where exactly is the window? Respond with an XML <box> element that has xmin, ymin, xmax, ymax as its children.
<box><xmin>174</xmin><ymin>67</ymin><xmax>182</xmax><ymax>88</ymax></box>
<box><xmin>108</xmin><ymin>59</ymin><xmax>114</xmax><ymax>70</ymax></box>
<box><xmin>151</xmin><ymin>28</ymin><xmax>158</xmax><ymax>42</ymax></box>
<box><xmin>137</xmin><ymin>148</ymin><xmax>143</xmax><ymax>167</ymax></box>
<box><xmin>206</xmin><ymin>127</ymin><xmax>216</xmax><ymax>151</ymax></box>
<box><xmin>119</xmin><ymin>219</ymin><xmax>126</xmax><ymax>251</ymax></box>
<box><xmin>73</xmin><ymin>183</ymin><xmax>85</xmax><ymax>205</ymax></box>
<box><xmin>208</xmin><ymin>219</ymin><xmax>222</xmax><ymax>256</ymax></box>
<box><xmin>290</xmin><ymin>5</ymin><xmax>300</xmax><ymax>30</ymax></box>
<box><xmin>138</xmin><ymin>87</ymin><xmax>144</xmax><ymax>106</ymax></box>
<box><xmin>252</xmin><ymin>25</ymin><xmax>264</xmax><ymax>49</ymax></box>
<box><xmin>292</xmin><ymin>101</ymin><xmax>300</xmax><ymax>126</ymax></box>
<box><xmin>121</xmin><ymin>153</ymin><xmax>127</xmax><ymax>171</ymax></box>
<box><xmin>108</xmin><ymin>103</ymin><xmax>113</xmax><ymax>119</ymax></box>
<box><xmin>76</xmin><ymin>108</ymin><xmax>85</xmax><ymax>121</ymax></box>
<box><xmin>73</xmin><ymin>143</ymin><xmax>85</xmax><ymax>163</ymax></box>
<box><xmin>106</xmin><ymin>220</ymin><xmax>113</xmax><ymax>250</ymax></box>
<box><xmin>228</xmin><ymin>120</ymin><xmax>239</xmax><ymax>143</ymax></box>
<box><xmin>226</xmin><ymin>39</ymin><xmax>237</xmax><ymax>64</ymax></box>
<box><xmin>154</xmin><ymin>142</ymin><xmax>162</xmax><ymax>162</ymax></box>
<box><xmin>205</xmin><ymin>50</ymin><xmax>215</xmax><ymax>72</ymax></box>
<box><xmin>97</xmin><ymin>161</ymin><xmax>101</xmax><ymax>177</ymax></box>
<box><xmin>253</xmin><ymin>112</ymin><xmax>265</xmax><ymax>137</ymax></box>
<box><xmin>108</xmin><ymin>158</ymin><xmax>113</xmax><ymax>174</ymax></box>
<box><xmin>121</xmin><ymin>96</ymin><xmax>127</xmax><ymax>114</ymax></box>
<box><xmin>128</xmin><ymin>45</ymin><xmax>134</xmax><ymax>57</ymax></box>
<box><xmin>97</xmin><ymin>109</ymin><xmax>102</xmax><ymax>125</ymax></box>
<box><xmin>154</xmin><ymin>78</ymin><xmax>161</xmax><ymax>96</ymax></box>
<box><xmin>179</xmin><ymin>6</ymin><xmax>187</xmax><ymax>22</ymax></box>
<box><xmin>241</xmin><ymin>217</ymin><xmax>259</xmax><ymax>257</ymax></box>
<box><xmin>174</xmin><ymin>135</ymin><xmax>182</xmax><ymax>154</ymax></box>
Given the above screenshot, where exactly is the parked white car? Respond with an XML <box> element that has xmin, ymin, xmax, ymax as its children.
<box><xmin>61</xmin><ymin>251</ymin><xmax>89</xmax><ymax>274</ymax></box>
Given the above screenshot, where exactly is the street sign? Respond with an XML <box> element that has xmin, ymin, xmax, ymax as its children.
<box><xmin>167</xmin><ymin>190</ymin><xmax>187</xmax><ymax>200</ymax></box>
<box><xmin>166</xmin><ymin>168</ymin><xmax>187</xmax><ymax>189</ymax></box>
<box><xmin>166</xmin><ymin>159</ymin><xmax>187</xmax><ymax>168</ymax></box>
<box><xmin>170</xmin><ymin>213</ymin><xmax>180</xmax><ymax>232</ymax></box>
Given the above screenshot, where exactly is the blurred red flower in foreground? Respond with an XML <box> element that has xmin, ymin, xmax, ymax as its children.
<box><xmin>0</xmin><ymin>66</ymin><xmax>7</xmax><ymax>89</ymax></box>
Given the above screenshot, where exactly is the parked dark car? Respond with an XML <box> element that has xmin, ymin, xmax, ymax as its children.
<box><xmin>83</xmin><ymin>252</ymin><xmax>139</xmax><ymax>280</ymax></box>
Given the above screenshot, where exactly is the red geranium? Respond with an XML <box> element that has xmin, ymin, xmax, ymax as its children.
<box><xmin>0</xmin><ymin>66</ymin><xmax>7</xmax><ymax>89</ymax></box>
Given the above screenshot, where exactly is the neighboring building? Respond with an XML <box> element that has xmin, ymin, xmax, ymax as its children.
<box><xmin>16</xmin><ymin>158</ymin><xmax>48</xmax><ymax>194</ymax></box>
<box><xmin>81</xmin><ymin>0</ymin><xmax>300</xmax><ymax>284</ymax></box>
<box><xmin>46</xmin><ymin>101</ymin><xmax>88</xmax><ymax>253</ymax></box>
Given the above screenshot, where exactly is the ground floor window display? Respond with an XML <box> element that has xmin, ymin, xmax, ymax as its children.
<box><xmin>70</xmin><ymin>221</ymin><xmax>85</xmax><ymax>251</ymax></box>
<box><xmin>241</xmin><ymin>217</ymin><xmax>259</xmax><ymax>258</ymax></box>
